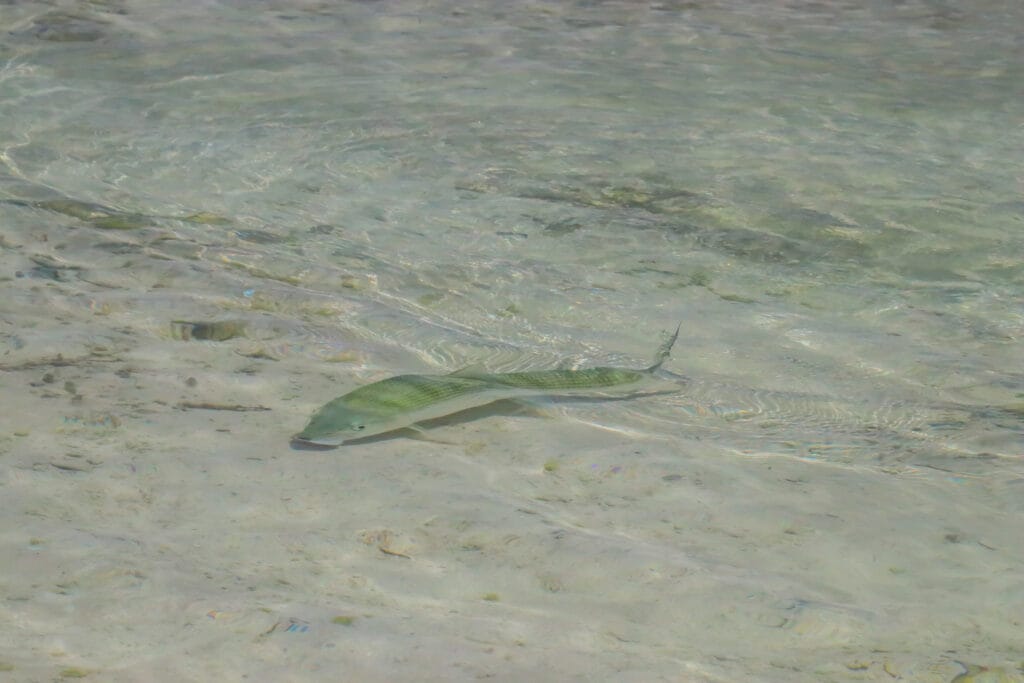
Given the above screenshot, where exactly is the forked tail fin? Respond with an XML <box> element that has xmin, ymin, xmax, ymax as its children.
<box><xmin>645</xmin><ymin>323</ymin><xmax>681</xmax><ymax>372</ymax></box>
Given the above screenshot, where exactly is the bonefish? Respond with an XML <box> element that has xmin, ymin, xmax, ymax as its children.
<box><xmin>293</xmin><ymin>325</ymin><xmax>681</xmax><ymax>446</ymax></box>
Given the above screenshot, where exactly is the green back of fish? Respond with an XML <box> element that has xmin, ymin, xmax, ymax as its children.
<box><xmin>338</xmin><ymin>366</ymin><xmax>646</xmax><ymax>414</ymax></box>
<box><xmin>340</xmin><ymin>374</ymin><xmax>495</xmax><ymax>415</ymax></box>
<box><xmin>485</xmin><ymin>367</ymin><xmax>647</xmax><ymax>391</ymax></box>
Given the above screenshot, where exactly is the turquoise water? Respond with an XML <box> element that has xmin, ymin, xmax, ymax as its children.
<box><xmin>1</xmin><ymin>2</ymin><xmax>1022</xmax><ymax>681</ymax></box>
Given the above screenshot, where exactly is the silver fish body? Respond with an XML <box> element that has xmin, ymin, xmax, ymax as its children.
<box><xmin>294</xmin><ymin>326</ymin><xmax>679</xmax><ymax>446</ymax></box>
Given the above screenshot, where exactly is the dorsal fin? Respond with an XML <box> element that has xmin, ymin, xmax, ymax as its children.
<box><xmin>448</xmin><ymin>364</ymin><xmax>488</xmax><ymax>378</ymax></box>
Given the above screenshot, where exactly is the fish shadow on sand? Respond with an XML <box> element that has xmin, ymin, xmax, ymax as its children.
<box><xmin>289</xmin><ymin>389</ymin><xmax>679</xmax><ymax>450</ymax></box>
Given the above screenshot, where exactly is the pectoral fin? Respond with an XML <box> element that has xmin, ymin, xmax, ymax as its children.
<box><xmin>503</xmin><ymin>398</ymin><xmax>557</xmax><ymax>418</ymax></box>
<box><xmin>401</xmin><ymin>426</ymin><xmax>459</xmax><ymax>445</ymax></box>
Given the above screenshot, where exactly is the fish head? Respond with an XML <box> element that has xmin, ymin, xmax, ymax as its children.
<box><xmin>292</xmin><ymin>396</ymin><xmax>398</xmax><ymax>445</ymax></box>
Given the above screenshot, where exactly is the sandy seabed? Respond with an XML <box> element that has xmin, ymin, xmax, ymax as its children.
<box><xmin>2</xmin><ymin>225</ymin><xmax>1022</xmax><ymax>682</ymax></box>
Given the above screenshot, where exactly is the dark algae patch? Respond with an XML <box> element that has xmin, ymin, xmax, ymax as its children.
<box><xmin>3</xmin><ymin>194</ymin><xmax>231</xmax><ymax>231</ymax></box>
<box><xmin>169</xmin><ymin>321</ymin><xmax>246</xmax><ymax>342</ymax></box>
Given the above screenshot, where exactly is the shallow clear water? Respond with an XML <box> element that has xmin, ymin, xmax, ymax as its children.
<box><xmin>1</xmin><ymin>1</ymin><xmax>1022</xmax><ymax>681</ymax></box>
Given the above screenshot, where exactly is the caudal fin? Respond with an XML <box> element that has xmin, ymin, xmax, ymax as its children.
<box><xmin>646</xmin><ymin>323</ymin><xmax>681</xmax><ymax>372</ymax></box>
